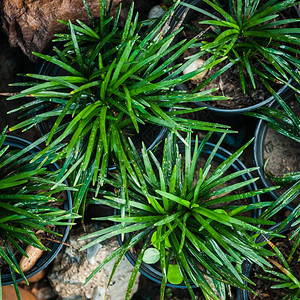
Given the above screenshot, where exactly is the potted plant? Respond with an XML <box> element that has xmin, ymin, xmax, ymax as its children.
<box><xmin>78</xmin><ymin>131</ymin><xmax>282</xmax><ymax>300</ymax></box>
<box><xmin>246</xmin><ymin>92</ymin><xmax>300</xmax><ymax>209</ymax></box>
<box><xmin>170</xmin><ymin>0</ymin><xmax>300</xmax><ymax>116</ymax></box>
<box><xmin>237</xmin><ymin>219</ymin><xmax>300</xmax><ymax>299</ymax></box>
<box><xmin>6</xmin><ymin>0</ymin><xmax>231</xmax><ymax>218</ymax></box>
<box><xmin>0</xmin><ymin>127</ymin><xmax>78</xmax><ymax>299</ymax></box>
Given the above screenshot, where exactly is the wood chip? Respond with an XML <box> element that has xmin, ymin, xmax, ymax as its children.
<box><xmin>19</xmin><ymin>245</ymin><xmax>44</xmax><ymax>273</ymax></box>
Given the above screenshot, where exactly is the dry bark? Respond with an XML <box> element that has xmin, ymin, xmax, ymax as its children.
<box><xmin>0</xmin><ymin>0</ymin><xmax>123</xmax><ymax>61</ymax></box>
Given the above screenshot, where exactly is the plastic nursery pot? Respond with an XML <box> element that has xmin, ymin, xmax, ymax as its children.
<box><xmin>170</xmin><ymin>0</ymin><xmax>298</xmax><ymax>118</ymax></box>
<box><xmin>36</xmin><ymin>58</ymin><xmax>168</xmax><ymax>155</ymax></box>
<box><xmin>0</xmin><ymin>135</ymin><xmax>72</xmax><ymax>286</ymax></box>
<box><xmin>236</xmin><ymin>221</ymin><xmax>295</xmax><ymax>300</ymax></box>
<box><xmin>253</xmin><ymin>96</ymin><xmax>297</xmax><ymax>209</ymax></box>
<box><xmin>117</xmin><ymin>141</ymin><xmax>261</xmax><ymax>289</ymax></box>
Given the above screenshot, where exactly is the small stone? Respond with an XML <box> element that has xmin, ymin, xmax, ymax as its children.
<box><xmin>61</xmin><ymin>296</ymin><xmax>82</xmax><ymax>300</ymax></box>
<box><xmin>87</xmin><ymin>243</ymin><xmax>102</xmax><ymax>265</ymax></box>
<box><xmin>182</xmin><ymin>58</ymin><xmax>208</xmax><ymax>81</ymax></box>
<box><xmin>148</xmin><ymin>5</ymin><xmax>165</xmax><ymax>19</ymax></box>
<box><xmin>36</xmin><ymin>287</ymin><xmax>58</xmax><ymax>300</ymax></box>
<box><xmin>19</xmin><ymin>245</ymin><xmax>44</xmax><ymax>273</ymax></box>
<box><xmin>64</xmin><ymin>246</ymin><xmax>81</xmax><ymax>264</ymax></box>
<box><xmin>92</xmin><ymin>287</ymin><xmax>104</xmax><ymax>300</ymax></box>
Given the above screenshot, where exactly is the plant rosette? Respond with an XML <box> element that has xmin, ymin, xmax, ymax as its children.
<box><xmin>246</xmin><ymin>93</ymin><xmax>300</xmax><ymax>210</ymax></box>
<box><xmin>35</xmin><ymin>55</ymin><xmax>169</xmax><ymax>157</ymax></box>
<box><xmin>116</xmin><ymin>135</ymin><xmax>263</xmax><ymax>290</ymax></box>
<box><xmin>0</xmin><ymin>129</ymin><xmax>78</xmax><ymax>299</ymax></box>
<box><xmin>78</xmin><ymin>131</ymin><xmax>281</xmax><ymax>300</ymax></box>
<box><xmin>7</xmin><ymin>0</ymin><xmax>231</xmax><ymax>217</ymax></box>
<box><xmin>169</xmin><ymin>0</ymin><xmax>300</xmax><ymax>116</ymax></box>
<box><xmin>237</xmin><ymin>220</ymin><xmax>300</xmax><ymax>300</ymax></box>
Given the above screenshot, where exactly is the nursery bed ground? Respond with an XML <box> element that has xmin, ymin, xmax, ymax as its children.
<box><xmin>0</xmin><ymin>3</ymin><xmax>295</xmax><ymax>299</ymax></box>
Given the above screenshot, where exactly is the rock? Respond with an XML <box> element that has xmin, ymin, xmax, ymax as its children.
<box><xmin>86</xmin><ymin>243</ymin><xmax>102</xmax><ymax>265</ymax></box>
<box><xmin>0</xmin><ymin>0</ymin><xmax>162</xmax><ymax>61</ymax></box>
<box><xmin>0</xmin><ymin>0</ymin><xmax>123</xmax><ymax>61</ymax></box>
<box><xmin>182</xmin><ymin>58</ymin><xmax>208</xmax><ymax>81</ymax></box>
<box><xmin>19</xmin><ymin>245</ymin><xmax>44</xmax><ymax>273</ymax></box>
<box><xmin>148</xmin><ymin>5</ymin><xmax>165</xmax><ymax>19</ymax></box>
<box><xmin>48</xmin><ymin>225</ymin><xmax>140</xmax><ymax>300</ymax></box>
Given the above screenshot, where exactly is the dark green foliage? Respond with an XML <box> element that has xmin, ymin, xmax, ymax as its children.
<box><xmin>80</xmin><ymin>132</ymin><xmax>280</xmax><ymax>299</ymax></box>
<box><xmin>0</xmin><ymin>127</ymin><xmax>78</xmax><ymax>299</ymax></box>
<box><xmin>254</xmin><ymin>235</ymin><xmax>300</xmax><ymax>300</ymax></box>
<box><xmin>7</xmin><ymin>0</ymin><xmax>230</xmax><ymax>217</ymax></box>
<box><xmin>246</xmin><ymin>93</ymin><xmax>300</xmax><ymax>225</ymax></box>
<box><xmin>182</xmin><ymin>0</ymin><xmax>300</xmax><ymax>97</ymax></box>
<box><xmin>247</xmin><ymin>93</ymin><xmax>300</xmax><ymax>251</ymax></box>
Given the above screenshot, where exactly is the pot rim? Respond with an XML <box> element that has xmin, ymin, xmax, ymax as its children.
<box><xmin>253</xmin><ymin>96</ymin><xmax>296</xmax><ymax>210</ymax></box>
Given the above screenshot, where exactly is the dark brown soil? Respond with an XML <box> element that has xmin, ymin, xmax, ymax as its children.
<box><xmin>181</xmin><ymin>48</ymin><xmax>277</xmax><ymax>110</ymax></box>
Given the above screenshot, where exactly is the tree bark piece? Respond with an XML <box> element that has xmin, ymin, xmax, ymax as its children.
<box><xmin>0</xmin><ymin>0</ymin><xmax>121</xmax><ymax>61</ymax></box>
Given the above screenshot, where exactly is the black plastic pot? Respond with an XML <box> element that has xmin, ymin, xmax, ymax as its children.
<box><xmin>1</xmin><ymin>135</ymin><xmax>72</xmax><ymax>286</ymax></box>
<box><xmin>236</xmin><ymin>221</ymin><xmax>295</xmax><ymax>299</ymax></box>
<box><xmin>170</xmin><ymin>0</ymin><xmax>298</xmax><ymax>118</ymax></box>
<box><xmin>253</xmin><ymin>98</ymin><xmax>296</xmax><ymax>210</ymax></box>
<box><xmin>117</xmin><ymin>141</ymin><xmax>261</xmax><ymax>289</ymax></box>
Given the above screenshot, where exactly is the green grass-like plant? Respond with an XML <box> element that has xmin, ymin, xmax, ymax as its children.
<box><xmin>0</xmin><ymin>128</ymin><xmax>78</xmax><ymax>299</ymax></box>
<box><xmin>181</xmin><ymin>0</ymin><xmax>300</xmax><ymax>98</ymax></box>
<box><xmin>246</xmin><ymin>94</ymin><xmax>300</xmax><ymax>145</ymax></box>
<box><xmin>246</xmin><ymin>93</ymin><xmax>300</xmax><ymax>249</ymax></box>
<box><xmin>247</xmin><ymin>93</ymin><xmax>300</xmax><ymax>184</ymax></box>
<box><xmin>246</xmin><ymin>93</ymin><xmax>300</xmax><ymax>216</ymax></box>
<box><xmin>248</xmin><ymin>93</ymin><xmax>300</xmax><ymax>180</ymax></box>
<box><xmin>253</xmin><ymin>234</ymin><xmax>300</xmax><ymax>300</ymax></box>
<box><xmin>78</xmin><ymin>131</ymin><xmax>281</xmax><ymax>300</ymax></box>
<box><xmin>7</xmin><ymin>0</ymin><xmax>231</xmax><ymax>217</ymax></box>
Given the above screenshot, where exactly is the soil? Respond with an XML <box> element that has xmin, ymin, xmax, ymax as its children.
<box><xmin>262</xmin><ymin>98</ymin><xmax>300</xmax><ymax>203</ymax></box>
<box><xmin>247</xmin><ymin>230</ymin><xmax>300</xmax><ymax>299</ymax></box>
<box><xmin>174</xmin><ymin>2</ymin><xmax>296</xmax><ymax>110</ymax></box>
